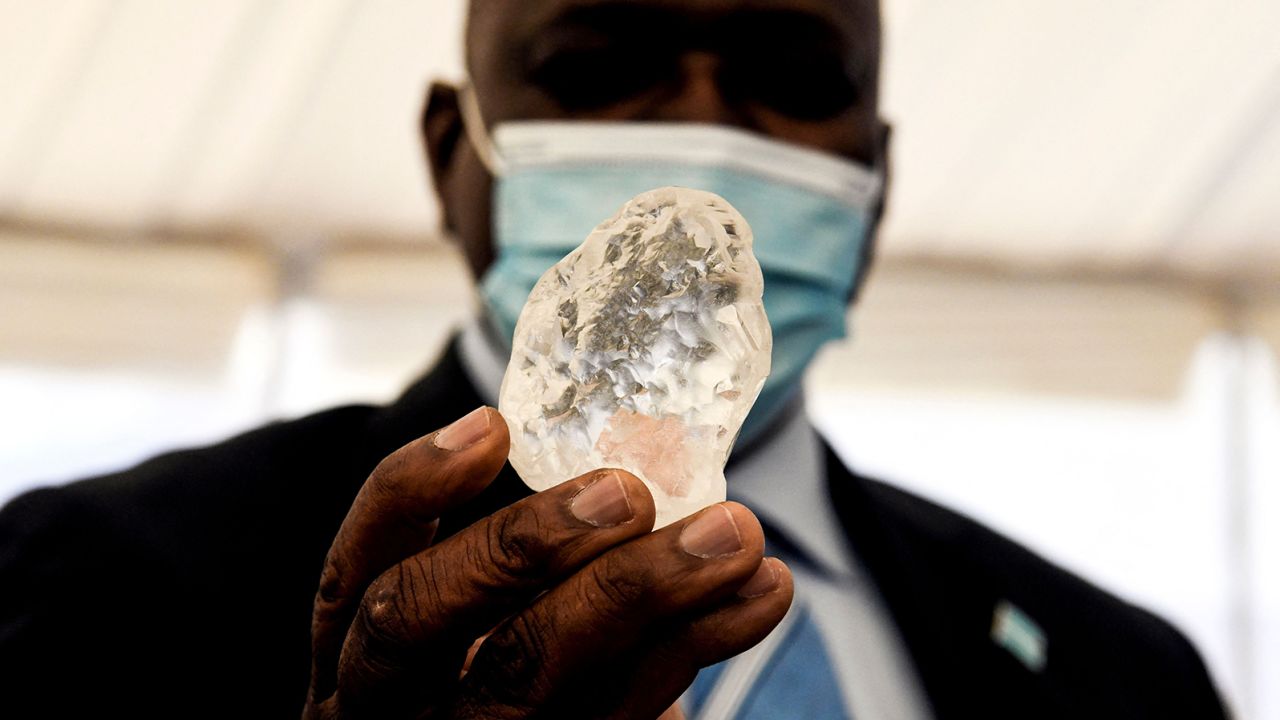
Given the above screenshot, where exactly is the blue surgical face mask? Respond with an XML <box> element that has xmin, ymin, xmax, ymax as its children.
<box><xmin>459</xmin><ymin>87</ymin><xmax>882</xmax><ymax>446</ymax></box>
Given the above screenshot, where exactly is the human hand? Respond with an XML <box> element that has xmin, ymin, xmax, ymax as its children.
<box><xmin>303</xmin><ymin>406</ymin><xmax>793</xmax><ymax>719</ymax></box>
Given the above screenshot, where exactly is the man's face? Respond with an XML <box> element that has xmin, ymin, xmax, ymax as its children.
<box><xmin>424</xmin><ymin>0</ymin><xmax>888</xmax><ymax>281</ymax></box>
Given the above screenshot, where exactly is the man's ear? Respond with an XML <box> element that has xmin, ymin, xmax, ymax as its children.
<box><xmin>422</xmin><ymin>81</ymin><xmax>465</xmax><ymax>234</ymax></box>
<box><xmin>850</xmin><ymin>119</ymin><xmax>892</xmax><ymax>304</ymax></box>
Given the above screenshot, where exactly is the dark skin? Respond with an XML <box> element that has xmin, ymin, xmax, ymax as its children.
<box><xmin>428</xmin><ymin>0</ymin><xmax>890</xmax><ymax>290</ymax></box>
<box><xmin>304</xmin><ymin>1</ymin><xmax>889</xmax><ymax>718</ymax></box>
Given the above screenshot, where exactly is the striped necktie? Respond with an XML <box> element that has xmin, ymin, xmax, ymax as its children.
<box><xmin>685</xmin><ymin>600</ymin><xmax>850</xmax><ymax>719</ymax></box>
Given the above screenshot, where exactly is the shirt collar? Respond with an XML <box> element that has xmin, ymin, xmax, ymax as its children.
<box><xmin>457</xmin><ymin>315</ymin><xmax>857</xmax><ymax>579</ymax></box>
<box><xmin>458</xmin><ymin>314</ymin><xmax>507</xmax><ymax>407</ymax></box>
<box><xmin>725</xmin><ymin>398</ymin><xmax>857</xmax><ymax>579</ymax></box>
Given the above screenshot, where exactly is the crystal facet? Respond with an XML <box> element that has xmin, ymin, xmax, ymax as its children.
<box><xmin>499</xmin><ymin>187</ymin><xmax>772</xmax><ymax>527</ymax></box>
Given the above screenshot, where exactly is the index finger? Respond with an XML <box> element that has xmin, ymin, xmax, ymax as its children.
<box><xmin>309</xmin><ymin>406</ymin><xmax>509</xmax><ymax>702</ymax></box>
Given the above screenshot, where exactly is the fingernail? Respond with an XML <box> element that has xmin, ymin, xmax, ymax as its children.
<box><xmin>738</xmin><ymin>558</ymin><xmax>780</xmax><ymax>598</ymax></box>
<box><xmin>434</xmin><ymin>407</ymin><xmax>491</xmax><ymax>451</ymax></box>
<box><xmin>570</xmin><ymin>471</ymin><xmax>634</xmax><ymax>527</ymax></box>
<box><xmin>679</xmin><ymin>505</ymin><xmax>742</xmax><ymax>558</ymax></box>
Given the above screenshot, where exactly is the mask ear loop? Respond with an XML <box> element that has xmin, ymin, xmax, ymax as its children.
<box><xmin>457</xmin><ymin>80</ymin><xmax>506</xmax><ymax>177</ymax></box>
<box><xmin>867</xmin><ymin>160</ymin><xmax>887</xmax><ymax>217</ymax></box>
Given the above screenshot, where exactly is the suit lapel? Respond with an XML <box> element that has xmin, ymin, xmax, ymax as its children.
<box><xmin>822</xmin><ymin>442</ymin><xmax>1062</xmax><ymax>719</ymax></box>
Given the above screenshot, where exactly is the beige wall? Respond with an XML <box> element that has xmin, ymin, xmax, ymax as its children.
<box><xmin>5</xmin><ymin>230</ymin><xmax>1265</xmax><ymax>402</ymax></box>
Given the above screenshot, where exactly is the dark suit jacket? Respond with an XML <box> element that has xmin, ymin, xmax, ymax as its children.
<box><xmin>0</xmin><ymin>339</ymin><xmax>1228</xmax><ymax>718</ymax></box>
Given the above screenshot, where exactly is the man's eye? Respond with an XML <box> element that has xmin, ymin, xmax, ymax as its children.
<box><xmin>529</xmin><ymin>50</ymin><xmax>676</xmax><ymax>112</ymax></box>
<box><xmin>724</xmin><ymin>56</ymin><xmax>862</xmax><ymax>121</ymax></box>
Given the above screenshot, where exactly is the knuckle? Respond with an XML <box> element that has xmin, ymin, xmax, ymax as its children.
<box><xmin>365</xmin><ymin>462</ymin><xmax>408</xmax><ymax>510</ymax></box>
<box><xmin>356</xmin><ymin>573</ymin><xmax>415</xmax><ymax>653</ymax></box>
<box><xmin>315</xmin><ymin>551</ymin><xmax>347</xmax><ymax>607</ymax></box>
<box><xmin>368</xmin><ymin>449</ymin><xmax>409</xmax><ymax>491</ymax></box>
<box><xmin>588</xmin><ymin>552</ymin><xmax>652</xmax><ymax>617</ymax></box>
<box><xmin>363</xmin><ymin>445</ymin><xmax>446</xmax><ymax>529</ymax></box>
<box><xmin>416</xmin><ymin>553</ymin><xmax>450</xmax><ymax>618</ymax></box>
<box><xmin>493</xmin><ymin>616</ymin><xmax>551</xmax><ymax>685</ymax></box>
<box><xmin>454</xmin><ymin>689</ymin><xmax>532</xmax><ymax>720</ymax></box>
<box><xmin>464</xmin><ymin>614</ymin><xmax>556</xmax><ymax>710</ymax></box>
<box><xmin>482</xmin><ymin>503</ymin><xmax>550</xmax><ymax>581</ymax></box>
<box><xmin>308</xmin><ymin>540</ymin><xmax>353</xmax><ymax>607</ymax></box>
<box><xmin>365</xmin><ymin>440</ymin><xmax>433</xmax><ymax>501</ymax></box>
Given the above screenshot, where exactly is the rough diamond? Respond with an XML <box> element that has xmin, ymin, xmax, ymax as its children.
<box><xmin>499</xmin><ymin>187</ymin><xmax>772</xmax><ymax>527</ymax></box>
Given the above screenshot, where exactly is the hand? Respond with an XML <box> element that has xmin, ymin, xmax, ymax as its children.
<box><xmin>303</xmin><ymin>406</ymin><xmax>794</xmax><ymax>719</ymax></box>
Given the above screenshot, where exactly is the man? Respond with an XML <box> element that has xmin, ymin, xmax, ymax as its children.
<box><xmin>0</xmin><ymin>1</ymin><xmax>1227</xmax><ymax>718</ymax></box>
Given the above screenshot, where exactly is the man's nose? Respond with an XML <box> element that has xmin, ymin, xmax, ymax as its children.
<box><xmin>650</xmin><ymin>51</ymin><xmax>751</xmax><ymax>128</ymax></box>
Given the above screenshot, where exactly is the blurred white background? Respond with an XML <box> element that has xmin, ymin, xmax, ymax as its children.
<box><xmin>1</xmin><ymin>1</ymin><xmax>1277</xmax><ymax>717</ymax></box>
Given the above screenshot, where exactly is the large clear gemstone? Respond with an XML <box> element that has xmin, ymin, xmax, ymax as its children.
<box><xmin>499</xmin><ymin>187</ymin><xmax>772</xmax><ymax>527</ymax></box>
